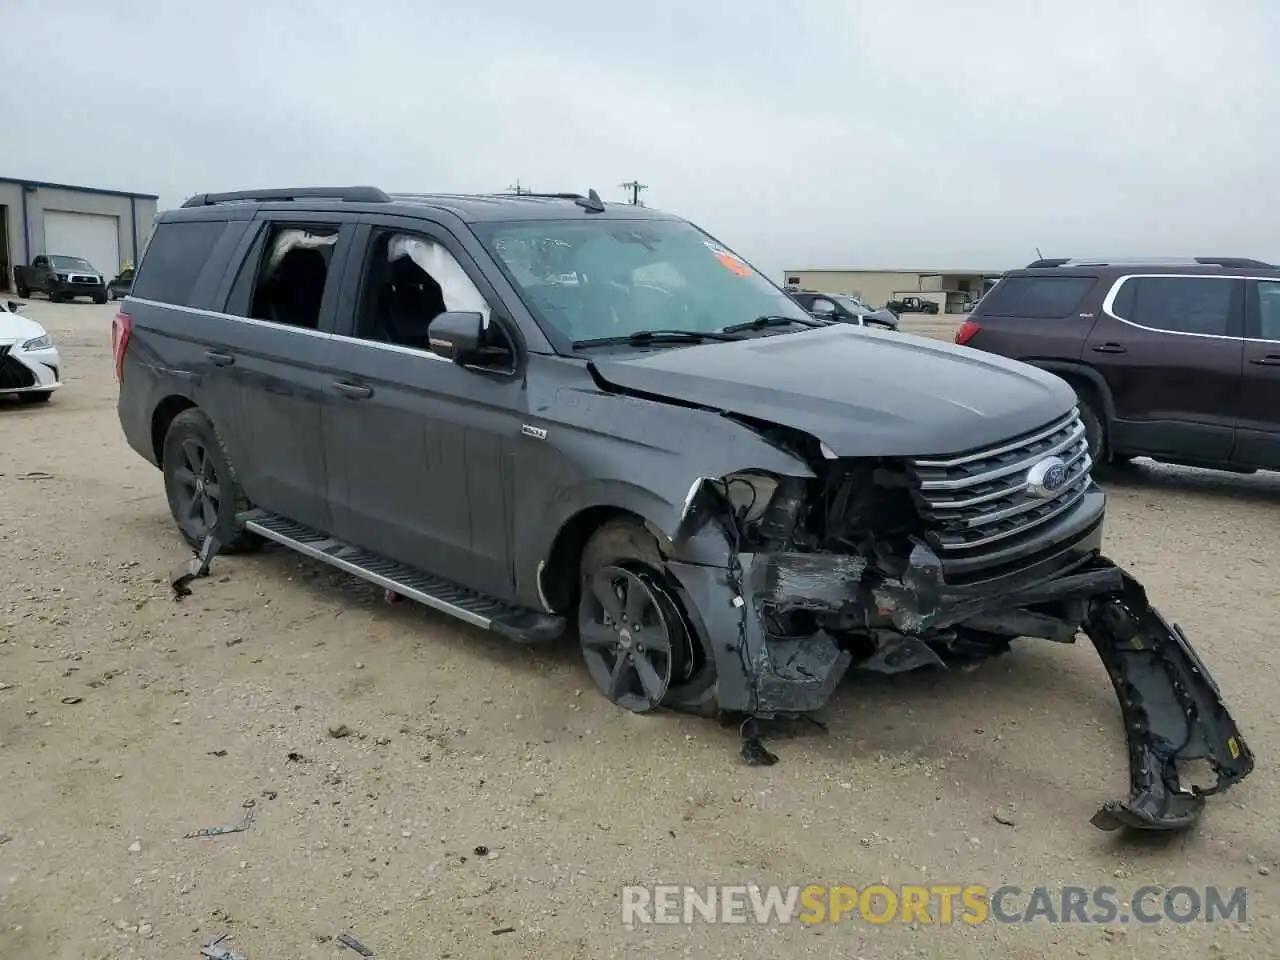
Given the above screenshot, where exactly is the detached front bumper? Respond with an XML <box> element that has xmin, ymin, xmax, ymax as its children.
<box><xmin>667</xmin><ymin>531</ymin><xmax>1254</xmax><ymax>833</ymax></box>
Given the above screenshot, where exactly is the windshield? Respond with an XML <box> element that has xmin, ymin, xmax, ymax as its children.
<box><xmin>473</xmin><ymin>218</ymin><xmax>811</xmax><ymax>345</ymax></box>
<box><xmin>50</xmin><ymin>256</ymin><xmax>96</xmax><ymax>271</ymax></box>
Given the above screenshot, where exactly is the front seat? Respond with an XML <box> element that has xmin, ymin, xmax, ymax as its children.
<box><xmin>382</xmin><ymin>254</ymin><xmax>446</xmax><ymax>349</ymax></box>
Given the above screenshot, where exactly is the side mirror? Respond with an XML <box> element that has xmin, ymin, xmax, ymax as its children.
<box><xmin>428</xmin><ymin>311</ymin><xmax>486</xmax><ymax>364</ymax></box>
<box><xmin>6</xmin><ymin>300</ymin><xmax>21</xmax><ymax>313</ymax></box>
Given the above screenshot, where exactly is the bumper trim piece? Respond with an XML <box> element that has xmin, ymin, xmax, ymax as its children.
<box><xmin>1084</xmin><ymin>561</ymin><xmax>1254</xmax><ymax>831</ymax></box>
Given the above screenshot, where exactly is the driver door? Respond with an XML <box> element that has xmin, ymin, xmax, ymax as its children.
<box><xmin>322</xmin><ymin>217</ymin><xmax>528</xmax><ymax>597</ymax></box>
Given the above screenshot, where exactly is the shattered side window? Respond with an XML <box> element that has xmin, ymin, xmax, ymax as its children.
<box><xmin>388</xmin><ymin>234</ymin><xmax>491</xmax><ymax>325</ymax></box>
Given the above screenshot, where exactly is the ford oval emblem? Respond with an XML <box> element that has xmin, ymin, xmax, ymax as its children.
<box><xmin>1025</xmin><ymin>456</ymin><xmax>1068</xmax><ymax>499</ymax></box>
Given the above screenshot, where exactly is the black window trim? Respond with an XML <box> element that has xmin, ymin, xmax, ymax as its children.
<box><xmin>1244</xmin><ymin>278</ymin><xmax>1280</xmax><ymax>343</ymax></box>
<box><xmin>1101</xmin><ymin>273</ymin><xmax>1247</xmax><ymax>341</ymax></box>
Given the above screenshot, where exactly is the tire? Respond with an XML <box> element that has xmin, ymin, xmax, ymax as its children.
<box><xmin>15</xmin><ymin>286</ymin><xmax>29</xmax><ymax>298</ymax></box>
<box><xmin>578</xmin><ymin>519</ymin><xmax>717</xmax><ymax>714</ymax></box>
<box><xmin>161</xmin><ymin>407</ymin><xmax>261</xmax><ymax>554</ymax></box>
<box><xmin>93</xmin><ymin>294</ymin><xmax>108</xmax><ymax>305</ymax></box>
<box><xmin>47</xmin><ymin>290</ymin><xmax>63</xmax><ymax>303</ymax></box>
<box><xmin>17</xmin><ymin>391</ymin><xmax>53</xmax><ymax>404</ymax></box>
<box><xmin>1075</xmin><ymin>392</ymin><xmax>1107</xmax><ymax>468</ymax></box>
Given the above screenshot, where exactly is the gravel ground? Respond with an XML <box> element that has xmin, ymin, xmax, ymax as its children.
<box><xmin>1</xmin><ymin>301</ymin><xmax>1278</xmax><ymax>960</ymax></box>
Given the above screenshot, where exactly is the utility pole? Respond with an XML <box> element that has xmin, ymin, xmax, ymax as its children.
<box><xmin>619</xmin><ymin>180</ymin><xmax>648</xmax><ymax>206</ymax></box>
<box><xmin>506</xmin><ymin>178</ymin><xmax>530</xmax><ymax>195</ymax></box>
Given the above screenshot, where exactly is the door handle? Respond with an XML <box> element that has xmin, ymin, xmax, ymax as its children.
<box><xmin>333</xmin><ymin>380</ymin><xmax>373</xmax><ymax>399</ymax></box>
<box><xmin>205</xmin><ymin>350</ymin><xmax>235</xmax><ymax>366</ymax></box>
<box><xmin>1249</xmin><ymin>355</ymin><xmax>1280</xmax><ymax>366</ymax></box>
<box><xmin>1091</xmin><ymin>343</ymin><xmax>1127</xmax><ymax>354</ymax></box>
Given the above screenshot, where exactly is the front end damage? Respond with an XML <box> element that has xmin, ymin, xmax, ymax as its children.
<box><xmin>670</xmin><ymin>446</ymin><xmax>1254</xmax><ymax>833</ymax></box>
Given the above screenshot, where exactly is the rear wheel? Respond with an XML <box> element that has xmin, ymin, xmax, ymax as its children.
<box><xmin>577</xmin><ymin>520</ymin><xmax>716</xmax><ymax>714</ymax></box>
<box><xmin>161</xmin><ymin>408</ymin><xmax>260</xmax><ymax>553</ymax></box>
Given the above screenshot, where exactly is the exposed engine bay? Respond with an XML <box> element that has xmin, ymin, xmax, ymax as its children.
<box><xmin>672</xmin><ymin>454</ymin><xmax>1255</xmax><ymax>833</ymax></box>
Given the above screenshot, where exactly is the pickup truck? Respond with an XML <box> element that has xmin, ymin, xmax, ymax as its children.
<box><xmin>885</xmin><ymin>294</ymin><xmax>939</xmax><ymax>315</ymax></box>
<box><xmin>15</xmin><ymin>255</ymin><xmax>109</xmax><ymax>303</ymax></box>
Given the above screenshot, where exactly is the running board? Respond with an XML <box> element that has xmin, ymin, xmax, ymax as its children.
<box><xmin>239</xmin><ymin>510</ymin><xmax>565</xmax><ymax>644</ymax></box>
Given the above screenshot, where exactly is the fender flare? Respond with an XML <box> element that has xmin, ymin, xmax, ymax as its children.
<box><xmin>1021</xmin><ymin>359</ymin><xmax>1117</xmax><ymax>425</ymax></box>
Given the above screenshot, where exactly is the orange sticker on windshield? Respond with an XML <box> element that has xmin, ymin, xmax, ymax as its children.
<box><xmin>714</xmin><ymin>250</ymin><xmax>751</xmax><ymax>276</ymax></box>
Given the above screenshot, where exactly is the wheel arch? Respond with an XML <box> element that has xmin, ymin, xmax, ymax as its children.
<box><xmin>150</xmin><ymin>394</ymin><xmax>198</xmax><ymax>465</ymax></box>
<box><xmin>1022</xmin><ymin>359</ymin><xmax>1116</xmax><ymax>424</ymax></box>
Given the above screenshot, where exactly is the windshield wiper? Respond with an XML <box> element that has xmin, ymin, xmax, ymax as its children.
<box><xmin>571</xmin><ymin>329</ymin><xmax>742</xmax><ymax>349</ymax></box>
<box><xmin>721</xmin><ymin>314</ymin><xmax>827</xmax><ymax>334</ymax></box>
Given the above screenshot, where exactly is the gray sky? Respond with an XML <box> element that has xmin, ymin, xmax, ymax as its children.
<box><xmin>6</xmin><ymin>0</ymin><xmax>1278</xmax><ymax>278</ymax></box>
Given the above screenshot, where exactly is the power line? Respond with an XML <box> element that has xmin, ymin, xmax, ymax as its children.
<box><xmin>619</xmin><ymin>180</ymin><xmax>648</xmax><ymax>205</ymax></box>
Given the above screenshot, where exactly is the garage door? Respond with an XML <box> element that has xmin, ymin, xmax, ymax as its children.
<box><xmin>43</xmin><ymin>210</ymin><xmax>121</xmax><ymax>277</ymax></box>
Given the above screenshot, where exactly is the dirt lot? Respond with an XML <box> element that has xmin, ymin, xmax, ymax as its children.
<box><xmin>1</xmin><ymin>301</ymin><xmax>1278</xmax><ymax>959</ymax></box>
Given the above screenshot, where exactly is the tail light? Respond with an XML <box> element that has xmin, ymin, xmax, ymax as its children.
<box><xmin>955</xmin><ymin>319</ymin><xmax>981</xmax><ymax>346</ymax></box>
<box><xmin>111</xmin><ymin>310</ymin><xmax>132</xmax><ymax>382</ymax></box>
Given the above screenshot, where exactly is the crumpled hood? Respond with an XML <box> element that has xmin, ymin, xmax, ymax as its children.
<box><xmin>589</xmin><ymin>325</ymin><xmax>1076</xmax><ymax>458</ymax></box>
<box><xmin>0</xmin><ymin>311</ymin><xmax>49</xmax><ymax>345</ymax></box>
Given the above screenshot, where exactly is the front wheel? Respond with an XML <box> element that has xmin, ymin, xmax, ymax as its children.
<box><xmin>17</xmin><ymin>391</ymin><xmax>53</xmax><ymax>404</ymax></box>
<box><xmin>577</xmin><ymin>520</ymin><xmax>716</xmax><ymax>715</ymax></box>
<box><xmin>93</xmin><ymin>293</ymin><xmax>108</xmax><ymax>305</ymax></box>
<box><xmin>161</xmin><ymin>407</ymin><xmax>261</xmax><ymax>553</ymax></box>
<box><xmin>15</xmin><ymin>286</ymin><xmax>29</xmax><ymax>298</ymax></box>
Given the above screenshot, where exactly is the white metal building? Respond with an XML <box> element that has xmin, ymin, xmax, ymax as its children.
<box><xmin>0</xmin><ymin>177</ymin><xmax>159</xmax><ymax>293</ymax></box>
<box><xmin>784</xmin><ymin>267</ymin><xmax>1006</xmax><ymax>314</ymax></box>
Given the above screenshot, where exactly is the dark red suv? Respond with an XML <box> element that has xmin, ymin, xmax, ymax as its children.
<box><xmin>955</xmin><ymin>257</ymin><xmax>1280</xmax><ymax>473</ymax></box>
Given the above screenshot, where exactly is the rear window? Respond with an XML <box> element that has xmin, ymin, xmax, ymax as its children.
<box><xmin>974</xmin><ymin>275</ymin><xmax>1097</xmax><ymax>319</ymax></box>
<box><xmin>130</xmin><ymin>220</ymin><xmax>228</xmax><ymax>307</ymax></box>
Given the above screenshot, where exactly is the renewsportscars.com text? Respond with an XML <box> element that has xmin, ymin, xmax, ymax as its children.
<box><xmin>621</xmin><ymin>884</ymin><xmax>1248</xmax><ymax>926</ymax></box>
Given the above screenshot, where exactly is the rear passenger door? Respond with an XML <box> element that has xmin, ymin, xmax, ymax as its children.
<box><xmin>321</xmin><ymin>216</ymin><xmax>527</xmax><ymax>598</ymax></box>
<box><xmin>1088</xmin><ymin>274</ymin><xmax>1243</xmax><ymax>461</ymax></box>
<box><xmin>211</xmin><ymin>212</ymin><xmax>361</xmax><ymax>532</ymax></box>
<box><xmin>1236</xmin><ymin>279</ymin><xmax>1280</xmax><ymax>468</ymax></box>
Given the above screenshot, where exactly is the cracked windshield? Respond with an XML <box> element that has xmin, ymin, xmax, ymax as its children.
<box><xmin>478</xmin><ymin>219</ymin><xmax>813</xmax><ymax>343</ymax></box>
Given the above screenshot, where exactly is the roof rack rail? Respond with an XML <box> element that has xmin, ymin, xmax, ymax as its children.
<box><xmin>1025</xmin><ymin>255</ymin><xmax>1278</xmax><ymax>270</ymax></box>
<box><xmin>499</xmin><ymin>188</ymin><xmax>607</xmax><ymax>213</ymax></box>
<box><xmin>181</xmin><ymin>186</ymin><xmax>391</xmax><ymax>208</ymax></box>
<box><xmin>1194</xmin><ymin>256</ymin><xmax>1277</xmax><ymax>268</ymax></box>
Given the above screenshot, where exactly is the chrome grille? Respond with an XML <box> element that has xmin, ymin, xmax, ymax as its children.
<box><xmin>910</xmin><ymin>409</ymin><xmax>1092</xmax><ymax>552</ymax></box>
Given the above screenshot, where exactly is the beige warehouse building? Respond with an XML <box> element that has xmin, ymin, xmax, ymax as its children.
<box><xmin>784</xmin><ymin>267</ymin><xmax>1005</xmax><ymax>314</ymax></box>
<box><xmin>0</xmin><ymin>176</ymin><xmax>158</xmax><ymax>294</ymax></box>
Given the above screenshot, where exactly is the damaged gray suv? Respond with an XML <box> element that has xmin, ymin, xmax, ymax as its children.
<box><xmin>113</xmin><ymin>185</ymin><xmax>1253</xmax><ymax>833</ymax></box>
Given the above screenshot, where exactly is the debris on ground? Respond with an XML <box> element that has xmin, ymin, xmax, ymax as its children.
<box><xmin>993</xmin><ymin>808</ymin><xmax>1017</xmax><ymax>826</ymax></box>
<box><xmin>171</xmin><ymin>533</ymin><xmax>222</xmax><ymax>600</ymax></box>
<box><xmin>492</xmin><ymin>926</ymin><xmax>516</xmax><ymax>935</ymax></box>
<box><xmin>183</xmin><ymin>802</ymin><xmax>255</xmax><ymax>839</ymax></box>
<box><xmin>60</xmin><ymin>695</ymin><xmax>83</xmax><ymax>705</ymax></box>
<box><xmin>738</xmin><ymin>717</ymin><xmax>780</xmax><ymax>766</ymax></box>
<box><xmin>337</xmin><ymin>932</ymin><xmax>375</xmax><ymax>956</ymax></box>
<box><xmin>127</xmin><ymin>840</ymin><xmax>141</xmax><ymax>853</ymax></box>
<box><xmin>328</xmin><ymin>723</ymin><xmax>352</xmax><ymax>739</ymax></box>
<box><xmin>199</xmin><ymin>932</ymin><xmax>248</xmax><ymax>960</ymax></box>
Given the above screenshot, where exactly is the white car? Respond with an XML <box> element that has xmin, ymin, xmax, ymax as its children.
<box><xmin>0</xmin><ymin>299</ymin><xmax>61</xmax><ymax>403</ymax></box>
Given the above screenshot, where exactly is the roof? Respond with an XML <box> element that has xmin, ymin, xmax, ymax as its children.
<box><xmin>0</xmin><ymin>175</ymin><xmax>159</xmax><ymax>201</ymax></box>
<box><xmin>166</xmin><ymin>186</ymin><xmax>678</xmax><ymax>224</ymax></box>
<box><xmin>785</xmin><ymin>266</ymin><xmax>1008</xmax><ymax>276</ymax></box>
<box><xmin>387</xmin><ymin>193</ymin><xmax>680</xmax><ymax>223</ymax></box>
